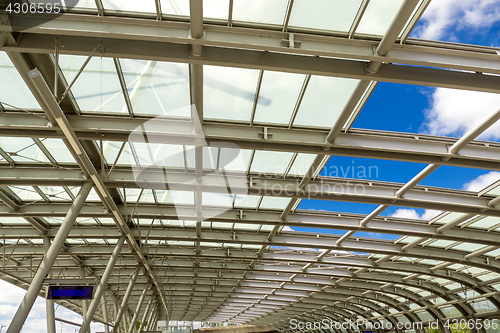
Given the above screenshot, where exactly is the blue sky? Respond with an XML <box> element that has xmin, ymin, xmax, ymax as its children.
<box><xmin>296</xmin><ymin>0</ymin><xmax>500</xmax><ymax>228</ymax></box>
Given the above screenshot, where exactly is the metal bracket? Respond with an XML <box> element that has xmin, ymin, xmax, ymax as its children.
<box><xmin>281</xmin><ymin>33</ymin><xmax>302</xmax><ymax>49</ymax></box>
<box><xmin>248</xmin><ymin>176</ymin><xmax>257</xmax><ymax>188</ymax></box>
<box><xmin>259</xmin><ymin>127</ymin><xmax>273</xmax><ymax>140</ymax></box>
<box><xmin>238</xmin><ymin>210</ymin><xmax>246</xmax><ymax>219</ymax></box>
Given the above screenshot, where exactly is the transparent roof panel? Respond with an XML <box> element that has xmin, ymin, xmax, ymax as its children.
<box><xmin>232</xmin><ymin>0</ymin><xmax>288</xmax><ymax>25</ymax></box>
<box><xmin>250</xmin><ymin>151</ymin><xmax>294</xmax><ymax>175</ymax></box>
<box><xmin>40</xmin><ymin>138</ymin><xmax>76</xmax><ymax>163</ymax></box>
<box><xmin>38</xmin><ymin>186</ymin><xmax>72</xmax><ymax>201</ymax></box>
<box><xmin>221</xmin><ymin>148</ymin><xmax>253</xmax><ymax>172</ymax></box>
<box><xmin>203</xmin><ymin>193</ymin><xmax>234</xmax><ymax>208</ymax></box>
<box><xmin>234</xmin><ymin>195</ymin><xmax>261</xmax><ymax>209</ymax></box>
<box><xmin>120</xmin><ymin>59</ymin><xmax>190</xmax><ymax>116</ymax></box>
<box><xmin>101</xmin><ymin>0</ymin><xmax>157</xmax><ymax>13</ymax></box>
<box><xmin>467</xmin><ymin>216</ymin><xmax>500</xmax><ymax>230</ymax></box>
<box><xmin>0</xmin><ymin>137</ymin><xmax>49</xmax><ymax>164</ymax></box>
<box><xmin>293</xmin><ymin>76</ymin><xmax>360</xmax><ymax>128</ymax></box>
<box><xmin>288</xmin><ymin>153</ymin><xmax>317</xmax><ymax>177</ymax></box>
<box><xmin>356</xmin><ymin>0</ymin><xmax>405</xmax><ymax>36</ymax></box>
<box><xmin>59</xmin><ymin>55</ymin><xmax>127</xmax><ymax>113</ymax></box>
<box><xmin>288</xmin><ymin>0</ymin><xmax>362</xmax><ymax>32</ymax></box>
<box><xmin>253</xmin><ymin>71</ymin><xmax>306</xmax><ymax>125</ymax></box>
<box><xmin>29</xmin><ymin>0</ymin><xmax>98</xmax><ymax>10</ymax></box>
<box><xmin>160</xmin><ymin>0</ymin><xmax>229</xmax><ymax>19</ymax></box>
<box><xmin>259</xmin><ymin>196</ymin><xmax>291</xmax><ymax>210</ymax></box>
<box><xmin>204</xmin><ymin>65</ymin><xmax>260</xmax><ymax>122</ymax></box>
<box><xmin>161</xmin><ymin>0</ymin><xmax>189</xmax><ymax>15</ymax></box>
<box><xmin>0</xmin><ymin>52</ymin><xmax>40</xmax><ymax>110</ymax></box>
<box><xmin>8</xmin><ymin>186</ymin><xmax>43</xmax><ymax>201</ymax></box>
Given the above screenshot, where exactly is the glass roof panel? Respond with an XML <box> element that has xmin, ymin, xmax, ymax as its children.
<box><xmin>0</xmin><ymin>137</ymin><xmax>49</xmax><ymax>164</ymax></box>
<box><xmin>0</xmin><ymin>52</ymin><xmax>40</xmax><ymax>110</ymax></box>
<box><xmin>234</xmin><ymin>195</ymin><xmax>261</xmax><ymax>209</ymax></box>
<box><xmin>160</xmin><ymin>0</ymin><xmax>189</xmax><ymax>15</ymax></box>
<box><xmin>287</xmin><ymin>153</ymin><xmax>317</xmax><ymax>177</ymax></box>
<box><xmin>288</xmin><ymin>0</ymin><xmax>363</xmax><ymax>32</ymax></box>
<box><xmin>0</xmin><ymin>217</ymin><xmax>30</xmax><ymax>225</ymax></box>
<box><xmin>204</xmin><ymin>0</ymin><xmax>229</xmax><ymax>19</ymax></box>
<box><xmin>356</xmin><ymin>0</ymin><xmax>405</xmax><ymax>36</ymax></box>
<box><xmin>253</xmin><ymin>71</ymin><xmax>305</xmax><ymax>125</ymax></box>
<box><xmin>204</xmin><ymin>65</ymin><xmax>260</xmax><ymax>122</ymax></box>
<box><xmin>157</xmin><ymin>190</ymin><xmax>195</xmax><ymax>205</ymax></box>
<box><xmin>120</xmin><ymin>59</ymin><xmax>190</xmax><ymax>116</ymax></box>
<box><xmin>38</xmin><ymin>186</ymin><xmax>72</xmax><ymax>201</ymax></box>
<box><xmin>203</xmin><ymin>193</ymin><xmax>234</xmax><ymax>208</ymax></box>
<box><xmin>220</xmin><ymin>148</ymin><xmax>252</xmax><ymax>172</ymax></box>
<box><xmin>427</xmin><ymin>239</ymin><xmax>456</xmax><ymax>248</ymax></box>
<box><xmin>450</xmin><ymin>243</ymin><xmax>485</xmax><ymax>252</ymax></box>
<box><xmin>27</xmin><ymin>0</ymin><xmax>98</xmax><ymax>10</ymax></box>
<box><xmin>8</xmin><ymin>186</ymin><xmax>42</xmax><ymax>201</ymax></box>
<box><xmin>40</xmin><ymin>138</ymin><xmax>76</xmax><ymax>163</ymax></box>
<box><xmin>293</xmin><ymin>76</ymin><xmax>360</xmax><ymax>128</ymax></box>
<box><xmin>59</xmin><ymin>55</ymin><xmax>127</xmax><ymax>113</ymax></box>
<box><xmin>232</xmin><ymin>0</ymin><xmax>288</xmax><ymax>25</ymax></box>
<box><xmin>70</xmin><ymin>187</ymin><xmax>101</xmax><ymax>201</ymax></box>
<box><xmin>250</xmin><ymin>151</ymin><xmax>294</xmax><ymax>175</ymax></box>
<box><xmin>259</xmin><ymin>197</ymin><xmax>291</xmax><ymax>210</ymax></box>
<box><xmin>101</xmin><ymin>0</ymin><xmax>157</xmax><ymax>14</ymax></box>
<box><xmin>467</xmin><ymin>216</ymin><xmax>500</xmax><ymax>229</ymax></box>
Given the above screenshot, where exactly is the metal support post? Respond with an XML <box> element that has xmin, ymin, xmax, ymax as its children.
<box><xmin>101</xmin><ymin>294</ymin><xmax>110</xmax><ymax>333</ymax></box>
<box><xmin>43</xmin><ymin>237</ymin><xmax>56</xmax><ymax>333</ymax></box>
<box><xmin>80</xmin><ymin>266</ymin><xmax>89</xmax><ymax>318</ymax></box>
<box><xmin>144</xmin><ymin>307</ymin><xmax>155</xmax><ymax>332</ymax></box>
<box><xmin>137</xmin><ymin>297</ymin><xmax>153</xmax><ymax>333</ymax></box>
<box><xmin>127</xmin><ymin>285</ymin><xmax>149</xmax><ymax>333</ymax></box>
<box><xmin>112</xmin><ymin>269</ymin><xmax>139</xmax><ymax>333</ymax></box>
<box><xmin>7</xmin><ymin>183</ymin><xmax>92</xmax><ymax>333</ymax></box>
<box><xmin>79</xmin><ymin>236</ymin><xmax>126</xmax><ymax>333</ymax></box>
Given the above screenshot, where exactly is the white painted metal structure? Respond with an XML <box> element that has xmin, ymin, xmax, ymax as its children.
<box><xmin>1</xmin><ymin>1</ymin><xmax>500</xmax><ymax>333</ymax></box>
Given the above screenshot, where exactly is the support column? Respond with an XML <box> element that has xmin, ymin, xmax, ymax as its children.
<box><xmin>43</xmin><ymin>237</ymin><xmax>56</xmax><ymax>333</ymax></box>
<box><xmin>7</xmin><ymin>183</ymin><xmax>93</xmax><ymax>333</ymax></box>
<box><xmin>112</xmin><ymin>269</ymin><xmax>139</xmax><ymax>333</ymax></box>
<box><xmin>144</xmin><ymin>306</ymin><xmax>155</xmax><ymax>332</ymax></box>
<box><xmin>101</xmin><ymin>294</ymin><xmax>110</xmax><ymax>333</ymax></box>
<box><xmin>149</xmin><ymin>312</ymin><xmax>157</xmax><ymax>331</ymax></box>
<box><xmin>124</xmin><ymin>310</ymin><xmax>131</xmax><ymax>333</ymax></box>
<box><xmin>79</xmin><ymin>236</ymin><xmax>126</xmax><ymax>333</ymax></box>
<box><xmin>127</xmin><ymin>285</ymin><xmax>149</xmax><ymax>333</ymax></box>
<box><xmin>137</xmin><ymin>297</ymin><xmax>153</xmax><ymax>333</ymax></box>
<box><xmin>146</xmin><ymin>308</ymin><xmax>156</xmax><ymax>331</ymax></box>
<box><xmin>80</xmin><ymin>266</ymin><xmax>89</xmax><ymax>317</ymax></box>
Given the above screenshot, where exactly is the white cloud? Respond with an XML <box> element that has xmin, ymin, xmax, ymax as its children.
<box><xmin>413</xmin><ymin>0</ymin><xmax>500</xmax><ymax>41</ymax></box>
<box><xmin>463</xmin><ymin>171</ymin><xmax>500</xmax><ymax>192</ymax></box>
<box><xmin>421</xmin><ymin>88</ymin><xmax>500</xmax><ymax>140</ymax></box>
<box><xmin>282</xmin><ymin>226</ymin><xmax>294</xmax><ymax>231</ymax></box>
<box><xmin>391</xmin><ymin>208</ymin><xmax>442</xmax><ymax>221</ymax></box>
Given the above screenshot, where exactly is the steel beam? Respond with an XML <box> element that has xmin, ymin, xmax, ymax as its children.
<box><xmin>3</xmin><ymin>15</ymin><xmax>500</xmax><ymax>79</ymax></box>
<box><xmin>2</xmin><ymin>112</ymin><xmax>500</xmax><ymax>171</ymax></box>
<box><xmin>3</xmin><ymin>32</ymin><xmax>500</xmax><ymax>93</ymax></box>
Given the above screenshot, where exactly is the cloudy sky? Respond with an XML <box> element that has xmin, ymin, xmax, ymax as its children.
<box><xmin>0</xmin><ymin>281</ymin><xmax>104</xmax><ymax>333</ymax></box>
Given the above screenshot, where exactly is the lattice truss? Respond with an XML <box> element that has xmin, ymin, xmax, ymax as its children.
<box><xmin>1</xmin><ymin>0</ymin><xmax>500</xmax><ymax>332</ymax></box>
